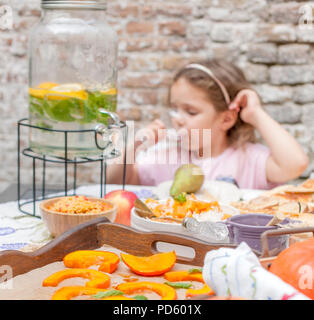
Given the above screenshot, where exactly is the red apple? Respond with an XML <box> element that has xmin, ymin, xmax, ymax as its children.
<box><xmin>104</xmin><ymin>190</ymin><xmax>138</xmax><ymax>226</ymax></box>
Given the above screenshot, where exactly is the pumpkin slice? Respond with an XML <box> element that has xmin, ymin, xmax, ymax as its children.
<box><xmin>117</xmin><ymin>281</ymin><xmax>177</xmax><ymax>300</ymax></box>
<box><xmin>165</xmin><ymin>270</ymin><xmax>204</xmax><ymax>282</ymax></box>
<box><xmin>63</xmin><ymin>250</ymin><xmax>120</xmax><ymax>274</ymax></box>
<box><xmin>51</xmin><ymin>286</ymin><xmax>109</xmax><ymax>300</ymax></box>
<box><xmin>102</xmin><ymin>296</ymin><xmax>135</xmax><ymax>300</ymax></box>
<box><xmin>120</xmin><ymin>251</ymin><xmax>176</xmax><ymax>276</ymax></box>
<box><xmin>42</xmin><ymin>268</ymin><xmax>111</xmax><ymax>289</ymax></box>
<box><xmin>164</xmin><ymin>270</ymin><xmax>214</xmax><ymax>298</ymax></box>
<box><xmin>186</xmin><ymin>284</ymin><xmax>214</xmax><ymax>298</ymax></box>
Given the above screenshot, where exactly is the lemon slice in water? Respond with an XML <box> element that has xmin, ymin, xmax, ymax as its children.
<box><xmin>51</xmin><ymin>83</ymin><xmax>85</xmax><ymax>92</ymax></box>
<box><xmin>101</xmin><ymin>88</ymin><xmax>117</xmax><ymax>95</ymax></box>
<box><xmin>37</xmin><ymin>82</ymin><xmax>59</xmax><ymax>89</ymax></box>
<box><xmin>29</xmin><ymin>83</ymin><xmax>88</xmax><ymax>101</ymax></box>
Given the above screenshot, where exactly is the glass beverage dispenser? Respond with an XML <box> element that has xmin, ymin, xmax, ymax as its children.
<box><xmin>28</xmin><ymin>0</ymin><xmax>118</xmax><ymax>157</ymax></box>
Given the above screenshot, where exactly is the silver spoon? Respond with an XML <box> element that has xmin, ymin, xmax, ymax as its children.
<box><xmin>134</xmin><ymin>199</ymin><xmax>181</xmax><ymax>223</ymax></box>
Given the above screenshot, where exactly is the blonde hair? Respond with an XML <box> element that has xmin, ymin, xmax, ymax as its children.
<box><xmin>171</xmin><ymin>59</ymin><xmax>256</xmax><ymax>148</ymax></box>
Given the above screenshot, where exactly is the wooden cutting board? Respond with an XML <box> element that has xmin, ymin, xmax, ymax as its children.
<box><xmin>0</xmin><ymin>245</ymin><xmax>207</xmax><ymax>300</ymax></box>
<box><xmin>0</xmin><ymin>217</ymin><xmax>237</xmax><ymax>300</ymax></box>
<box><xmin>0</xmin><ymin>217</ymin><xmax>312</xmax><ymax>300</ymax></box>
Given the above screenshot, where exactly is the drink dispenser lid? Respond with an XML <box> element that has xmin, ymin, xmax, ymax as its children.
<box><xmin>41</xmin><ymin>0</ymin><xmax>107</xmax><ymax>10</ymax></box>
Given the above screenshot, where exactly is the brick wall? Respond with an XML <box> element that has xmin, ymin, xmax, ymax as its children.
<box><xmin>0</xmin><ymin>0</ymin><xmax>314</xmax><ymax>192</ymax></box>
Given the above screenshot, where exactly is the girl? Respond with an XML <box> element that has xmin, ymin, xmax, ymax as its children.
<box><xmin>107</xmin><ymin>59</ymin><xmax>309</xmax><ymax>190</ymax></box>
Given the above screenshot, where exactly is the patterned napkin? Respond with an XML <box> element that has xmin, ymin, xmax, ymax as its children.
<box><xmin>202</xmin><ymin>242</ymin><xmax>310</xmax><ymax>300</ymax></box>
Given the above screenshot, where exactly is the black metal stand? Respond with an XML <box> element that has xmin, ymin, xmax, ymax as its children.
<box><xmin>17</xmin><ymin>118</ymin><xmax>128</xmax><ymax>218</ymax></box>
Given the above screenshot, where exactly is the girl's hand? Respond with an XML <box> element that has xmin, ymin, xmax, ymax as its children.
<box><xmin>228</xmin><ymin>89</ymin><xmax>264</xmax><ymax>126</ymax></box>
<box><xmin>135</xmin><ymin>119</ymin><xmax>167</xmax><ymax>149</ymax></box>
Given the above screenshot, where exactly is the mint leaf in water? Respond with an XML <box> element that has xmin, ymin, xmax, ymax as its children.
<box><xmin>29</xmin><ymin>101</ymin><xmax>44</xmax><ymax>117</ymax></box>
<box><xmin>82</xmin><ymin>101</ymin><xmax>97</xmax><ymax>124</ymax></box>
<box><xmin>29</xmin><ymin>90</ymin><xmax>117</xmax><ymax>125</ymax></box>
<box><xmin>36</xmin><ymin>120</ymin><xmax>53</xmax><ymax>129</ymax></box>
<box><xmin>42</xmin><ymin>99</ymin><xmax>56</xmax><ymax>120</ymax></box>
<box><xmin>50</xmin><ymin>99</ymin><xmax>76</xmax><ymax>122</ymax></box>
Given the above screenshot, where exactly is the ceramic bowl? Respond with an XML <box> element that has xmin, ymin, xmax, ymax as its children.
<box><xmin>226</xmin><ymin>213</ymin><xmax>291</xmax><ymax>254</ymax></box>
<box><xmin>40</xmin><ymin>196</ymin><xmax>117</xmax><ymax>237</ymax></box>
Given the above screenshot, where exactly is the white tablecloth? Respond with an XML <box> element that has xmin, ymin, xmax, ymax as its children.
<box><xmin>0</xmin><ymin>183</ymin><xmax>263</xmax><ymax>252</ymax></box>
<box><xmin>0</xmin><ymin>184</ymin><xmax>158</xmax><ymax>251</ymax></box>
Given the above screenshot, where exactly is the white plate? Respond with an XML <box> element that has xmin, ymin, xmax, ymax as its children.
<box><xmin>154</xmin><ymin>180</ymin><xmax>241</xmax><ymax>204</ymax></box>
<box><xmin>130</xmin><ymin>202</ymin><xmax>239</xmax><ymax>243</ymax></box>
<box><xmin>239</xmin><ymin>189</ymin><xmax>264</xmax><ymax>202</ymax></box>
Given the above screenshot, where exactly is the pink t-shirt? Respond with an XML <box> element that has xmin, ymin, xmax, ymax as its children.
<box><xmin>136</xmin><ymin>142</ymin><xmax>277</xmax><ymax>190</ymax></box>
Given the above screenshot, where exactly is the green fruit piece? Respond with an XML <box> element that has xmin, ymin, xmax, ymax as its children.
<box><xmin>170</xmin><ymin>164</ymin><xmax>204</xmax><ymax>198</ymax></box>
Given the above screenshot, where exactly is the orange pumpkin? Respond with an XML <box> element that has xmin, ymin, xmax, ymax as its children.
<box><xmin>63</xmin><ymin>250</ymin><xmax>120</xmax><ymax>274</ymax></box>
<box><xmin>164</xmin><ymin>270</ymin><xmax>214</xmax><ymax>298</ymax></box>
<box><xmin>51</xmin><ymin>286</ymin><xmax>109</xmax><ymax>300</ymax></box>
<box><xmin>269</xmin><ymin>238</ymin><xmax>314</xmax><ymax>299</ymax></box>
<box><xmin>51</xmin><ymin>286</ymin><xmax>134</xmax><ymax>300</ymax></box>
<box><xmin>120</xmin><ymin>251</ymin><xmax>176</xmax><ymax>276</ymax></box>
<box><xmin>186</xmin><ymin>284</ymin><xmax>213</xmax><ymax>298</ymax></box>
<box><xmin>117</xmin><ymin>281</ymin><xmax>177</xmax><ymax>300</ymax></box>
<box><xmin>42</xmin><ymin>268</ymin><xmax>111</xmax><ymax>289</ymax></box>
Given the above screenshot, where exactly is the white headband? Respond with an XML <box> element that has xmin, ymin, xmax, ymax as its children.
<box><xmin>184</xmin><ymin>63</ymin><xmax>231</xmax><ymax>105</ymax></box>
